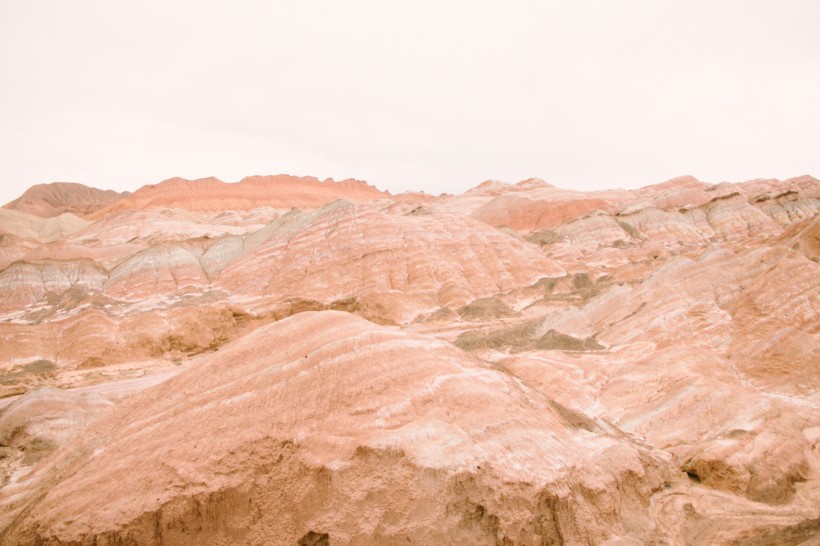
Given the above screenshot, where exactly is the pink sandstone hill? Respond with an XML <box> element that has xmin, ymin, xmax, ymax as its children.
<box><xmin>0</xmin><ymin>209</ymin><xmax>89</xmax><ymax>243</ymax></box>
<box><xmin>0</xmin><ymin>311</ymin><xmax>669</xmax><ymax>545</ymax></box>
<box><xmin>2</xmin><ymin>182</ymin><xmax>128</xmax><ymax>218</ymax></box>
<box><xmin>213</xmin><ymin>203</ymin><xmax>565</xmax><ymax>323</ymax></box>
<box><xmin>0</xmin><ymin>173</ymin><xmax>818</xmax><ymax>544</ymax></box>
<box><xmin>87</xmin><ymin>175</ymin><xmax>390</xmax><ymax>218</ymax></box>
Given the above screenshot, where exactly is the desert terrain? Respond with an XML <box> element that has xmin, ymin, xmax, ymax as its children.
<box><xmin>0</xmin><ymin>173</ymin><xmax>818</xmax><ymax>545</ymax></box>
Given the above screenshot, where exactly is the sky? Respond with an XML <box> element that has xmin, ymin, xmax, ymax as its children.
<box><xmin>1</xmin><ymin>1</ymin><xmax>819</xmax><ymax>205</ymax></box>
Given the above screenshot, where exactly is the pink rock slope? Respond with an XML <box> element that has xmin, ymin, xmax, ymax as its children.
<box><xmin>0</xmin><ymin>173</ymin><xmax>818</xmax><ymax>544</ymax></box>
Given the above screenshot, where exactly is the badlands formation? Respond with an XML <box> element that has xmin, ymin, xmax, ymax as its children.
<box><xmin>0</xmin><ymin>173</ymin><xmax>818</xmax><ymax>545</ymax></box>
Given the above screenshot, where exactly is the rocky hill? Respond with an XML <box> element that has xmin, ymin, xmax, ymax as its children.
<box><xmin>3</xmin><ymin>182</ymin><xmax>128</xmax><ymax>218</ymax></box>
<box><xmin>0</xmin><ymin>173</ymin><xmax>818</xmax><ymax>544</ymax></box>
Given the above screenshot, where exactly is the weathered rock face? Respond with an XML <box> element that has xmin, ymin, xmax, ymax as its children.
<box><xmin>0</xmin><ymin>312</ymin><xmax>668</xmax><ymax>545</ymax></box>
<box><xmin>0</xmin><ymin>304</ymin><xmax>267</xmax><ymax>390</ymax></box>
<box><xmin>0</xmin><ymin>234</ymin><xmax>37</xmax><ymax>271</ymax></box>
<box><xmin>0</xmin><ymin>388</ymin><xmax>114</xmax><ymax>489</ymax></box>
<box><xmin>214</xmin><ymin>204</ymin><xmax>564</xmax><ymax>321</ymax></box>
<box><xmin>0</xmin><ymin>259</ymin><xmax>108</xmax><ymax>312</ymax></box>
<box><xmin>104</xmin><ymin>244</ymin><xmax>210</xmax><ymax>299</ymax></box>
<box><xmin>65</xmin><ymin>209</ymin><xmax>253</xmax><ymax>248</ymax></box>
<box><xmin>2</xmin><ymin>182</ymin><xmax>127</xmax><ymax>218</ymax></box>
<box><xmin>0</xmin><ymin>173</ymin><xmax>818</xmax><ymax>545</ymax></box>
<box><xmin>483</xmin><ymin>220</ymin><xmax>820</xmax><ymax>541</ymax></box>
<box><xmin>471</xmin><ymin>194</ymin><xmax>614</xmax><ymax>231</ymax></box>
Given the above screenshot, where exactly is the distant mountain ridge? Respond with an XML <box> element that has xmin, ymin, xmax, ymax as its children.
<box><xmin>87</xmin><ymin>175</ymin><xmax>391</xmax><ymax>218</ymax></box>
<box><xmin>3</xmin><ymin>182</ymin><xmax>128</xmax><ymax>218</ymax></box>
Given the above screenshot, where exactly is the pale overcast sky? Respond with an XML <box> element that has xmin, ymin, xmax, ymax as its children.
<box><xmin>1</xmin><ymin>1</ymin><xmax>819</xmax><ymax>204</ymax></box>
